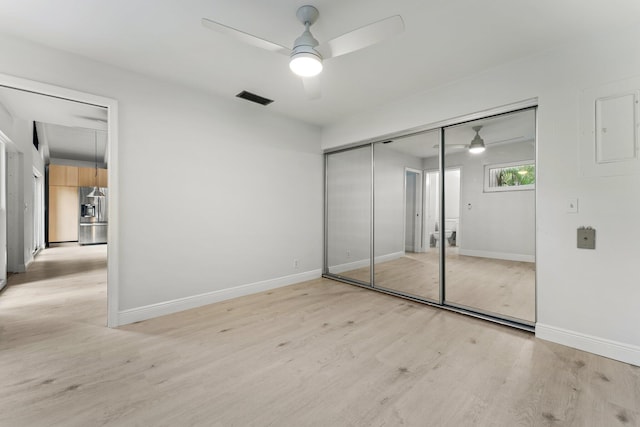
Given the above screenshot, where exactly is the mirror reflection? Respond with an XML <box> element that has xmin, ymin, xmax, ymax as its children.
<box><xmin>373</xmin><ymin>131</ymin><xmax>440</xmax><ymax>301</ymax></box>
<box><xmin>324</xmin><ymin>108</ymin><xmax>536</xmax><ymax>326</ymax></box>
<box><xmin>443</xmin><ymin>109</ymin><xmax>536</xmax><ymax>322</ymax></box>
<box><xmin>326</xmin><ymin>146</ymin><xmax>372</xmax><ymax>284</ymax></box>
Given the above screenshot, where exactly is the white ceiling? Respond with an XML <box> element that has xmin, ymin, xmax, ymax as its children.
<box><xmin>0</xmin><ymin>86</ymin><xmax>108</xmax><ymax>164</ymax></box>
<box><xmin>42</xmin><ymin>123</ymin><xmax>108</xmax><ymax>166</ymax></box>
<box><xmin>0</xmin><ymin>1</ymin><xmax>639</xmax><ymax>127</ymax></box>
<box><xmin>384</xmin><ymin>108</ymin><xmax>535</xmax><ymax>159</ymax></box>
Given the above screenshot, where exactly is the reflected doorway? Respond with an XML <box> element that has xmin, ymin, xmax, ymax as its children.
<box><xmin>404</xmin><ymin>168</ymin><xmax>423</xmax><ymax>253</ymax></box>
<box><xmin>425</xmin><ymin>168</ymin><xmax>460</xmax><ymax>252</ymax></box>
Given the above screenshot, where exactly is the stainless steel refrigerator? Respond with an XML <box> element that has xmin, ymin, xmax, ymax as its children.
<box><xmin>79</xmin><ymin>187</ymin><xmax>108</xmax><ymax>245</ymax></box>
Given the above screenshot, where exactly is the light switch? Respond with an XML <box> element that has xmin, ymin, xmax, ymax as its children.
<box><xmin>577</xmin><ymin>226</ymin><xmax>596</xmax><ymax>249</ymax></box>
<box><xmin>567</xmin><ymin>198</ymin><xmax>578</xmax><ymax>213</ymax></box>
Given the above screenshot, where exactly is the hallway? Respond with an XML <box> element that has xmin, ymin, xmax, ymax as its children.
<box><xmin>1</xmin><ymin>244</ymin><xmax>107</xmax><ymax>326</ymax></box>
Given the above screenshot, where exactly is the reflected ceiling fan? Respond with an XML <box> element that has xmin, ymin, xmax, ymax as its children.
<box><xmin>433</xmin><ymin>126</ymin><xmax>526</xmax><ymax>154</ymax></box>
<box><xmin>202</xmin><ymin>5</ymin><xmax>405</xmax><ymax>99</ymax></box>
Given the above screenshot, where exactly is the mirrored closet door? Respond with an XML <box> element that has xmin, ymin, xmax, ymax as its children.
<box><xmin>326</xmin><ymin>146</ymin><xmax>372</xmax><ymax>285</ymax></box>
<box><xmin>324</xmin><ymin>106</ymin><xmax>537</xmax><ymax>329</ymax></box>
<box><xmin>443</xmin><ymin>109</ymin><xmax>536</xmax><ymax>323</ymax></box>
<box><xmin>373</xmin><ymin>131</ymin><xmax>441</xmax><ymax>302</ymax></box>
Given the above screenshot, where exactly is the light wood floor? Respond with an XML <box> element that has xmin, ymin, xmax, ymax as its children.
<box><xmin>337</xmin><ymin>250</ymin><xmax>536</xmax><ymax>322</ymax></box>
<box><xmin>1</xmin><ymin>246</ymin><xmax>639</xmax><ymax>426</ymax></box>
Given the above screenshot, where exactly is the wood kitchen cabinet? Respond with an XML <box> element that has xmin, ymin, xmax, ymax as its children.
<box><xmin>98</xmin><ymin>168</ymin><xmax>108</xmax><ymax>187</ymax></box>
<box><xmin>50</xmin><ymin>165</ymin><xmax>107</xmax><ymax>188</ymax></box>
<box><xmin>78</xmin><ymin>167</ymin><xmax>98</xmax><ymax>187</ymax></box>
<box><xmin>49</xmin><ymin>186</ymin><xmax>79</xmax><ymax>242</ymax></box>
<box><xmin>47</xmin><ymin>164</ymin><xmax>107</xmax><ymax>244</ymax></box>
<box><xmin>78</xmin><ymin>167</ymin><xmax>108</xmax><ymax>187</ymax></box>
<box><xmin>49</xmin><ymin>165</ymin><xmax>79</xmax><ymax>187</ymax></box>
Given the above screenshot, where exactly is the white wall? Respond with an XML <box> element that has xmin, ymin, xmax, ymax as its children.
<box><xmin>322</xmin><ymin>23</ymin><xmax>640</xmax><ymax>365</ymax></box>
<box><xmin>0</xmin><ymin>103</ymin><xmax>12</xmax><ymax>285</ymax></box>
<box><xmin>424</xmin><ymin>141</ymin><xmax>536</xmax><ymax>261</ymax></box>
<box><xmin>0</xmin><ymin>33</ymin><xmax>323</xmax><ymax>320</ymax></box>
<box><xmin>326</xmin><ymin>143</ymin><xmax>425</xmax><ymax>273</ymax></box>
<box><xmin>0</xmin><ymin>108</ymin><xmax>44</xmax><ymax>272</ymax></box>
<box><xmin>0</xmin><ymin>102</ymin><xmax>12</xmax><ymax>137</ymax></box>
<box><xmin>374</xmin><ymin>144</ymin><xmax>423</xmax><ymax>257</ymax></box>
<box><xmin>326</xmin><ymin>146</ymin><xmax>371</xmax><ymax>272</ymax></box>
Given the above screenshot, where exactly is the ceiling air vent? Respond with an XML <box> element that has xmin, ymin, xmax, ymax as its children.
<box><xmin>236</xmin><ymin>90</ymin><xmax>274</xmax><ymax>106</ymax></box>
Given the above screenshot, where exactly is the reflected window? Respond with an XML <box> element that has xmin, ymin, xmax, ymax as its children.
<box><xmin>484</xmin><ymin>160</ymin><xmax>535</xmax><ymax>192</ymax></box>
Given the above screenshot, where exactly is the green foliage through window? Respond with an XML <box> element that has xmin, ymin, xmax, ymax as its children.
<box><xmin>485</xmin><ymin>161</ymin><xmax>535</xmax><ymax>192</ymax></box>
<box><xmin>496</xmin><ymin>164</ymin><xmax>535</xmax><ymax>187</ymax></box>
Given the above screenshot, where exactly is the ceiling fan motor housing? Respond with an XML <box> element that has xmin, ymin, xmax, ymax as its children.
<box><xmin>290</xmin><ymin>6</ymin><xmax>323</xmax><ymax>77</ymax></box>
<box><xmin>292</xmin><ymin>5</ymin><xmax>322</xmax><ymax>59</ymax></box>
<box><xmin>296</xmin><ymin>5</ymin><xmax>319</xmax><ymax>25</ymax></box>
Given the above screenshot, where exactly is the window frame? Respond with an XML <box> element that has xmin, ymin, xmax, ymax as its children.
<box><xmin>483</xmin><ymin>160</ymin><xmax>535</xmax><ymax>193</ymax></box>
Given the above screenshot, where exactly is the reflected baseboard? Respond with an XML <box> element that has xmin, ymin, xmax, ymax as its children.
<box><xmin>458</xmin><ymin>249</ymin><xmax>535</xmax><ymax>263</ymax></box>
<box><xmin>328</xmin><ymin>251</ymin><xmax>404</xmax><ymax>275</ymax></box>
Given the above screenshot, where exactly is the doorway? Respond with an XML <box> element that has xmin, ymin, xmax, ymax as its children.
<box><xmin>0</xmin><ymin>73</ymin><xmax>119</xmax><ymax>326</ymax></box>
<box><xmin>0</xmin><ymin>136</ymin><xmax>6</xmax><ymax>291</ymax></box>
<box><xmin>404</xmin><ymin>168</ymin><xmax>422</xmax><ymax>253</ymax></box>
<box><xmin>32</xmin><ymin>170</ymin><xmax>44</xmax><ymax>254</ymax></box>
<box><xmin>424</xmin><ymin>168</ymin><xmax>461</xmax><ymax>252</ymax></box>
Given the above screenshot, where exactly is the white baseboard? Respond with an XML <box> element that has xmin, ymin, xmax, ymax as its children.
<box><xmin>9</xmin><ymin>261</ymin><xmax>30</xmax><ymax>273</ymax></box>
<box><xmin>117</xmin><ymin>269</ymin><xmax>322</xmax><ymax>326</ymax></box>
<box><xmin>328</xmin><ymin>251</ymin><xmax>404</xmax><ymax>275</ymax></box>
<box><xmin>536</xmin><ymin>323</ymin><xmax>640</xmax><ymax>367</ymax></box>
<box><xmin>458</xmin><ymin>249</ymin><xmax>535</xmax><ymax>263</ymax></box>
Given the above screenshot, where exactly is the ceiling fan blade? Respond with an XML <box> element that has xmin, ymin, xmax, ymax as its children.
<box><xmin>433</xmin><ymin>144</ymin><xmax>468</xmax><ymax>149</ymax></box>
<box><xmin>201</xmin><ymin>18</ymin><xmax>290</xmax><ymax>55</ymax></box>
<box><xmin>302</xmin><ymin>76</ymin><xmax>322</xmax><ymax>100</ymax></box>
<box><xmin>484</xmin><ymin>136</ymin><xmax>527</xmax><ymax>145</ymax></box>
<box><xmin>318</xmin><ymin>15</ymin><xmax>404</xmax><ymax>59</ymax></box>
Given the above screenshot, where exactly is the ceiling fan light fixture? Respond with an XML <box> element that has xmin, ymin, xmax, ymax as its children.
<box><xmin>468</xmin><ymin>125</ymin><xmax>486</xmax><ymax>154</ymax></box>
<box><xmin>289</xmin><ymin>47</ymin><xmax>323</xmax><ymax>77</ymax></box>
<box><xmin>202</xmin><ymin>5</ymin><xmax>405</xmax><ymax>98</ymax></box>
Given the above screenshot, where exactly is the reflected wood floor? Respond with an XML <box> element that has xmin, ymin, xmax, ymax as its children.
<box><xmin>338</xmin><ymin>250</ymin><xmax>536</xmax><ymax>322</ymax></box>
<box><xmin>1</xmin><ymin>246</ymin><xmax>639</xmax><ymax>426</ymax></box>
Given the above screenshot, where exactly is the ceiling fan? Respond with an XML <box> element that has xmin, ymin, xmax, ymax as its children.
<box><xmin>202</xmin><ymin>5</ymin><xmax>405</xmax><ymax>99</ymax></box>
<box><xmin>433</xmin><ymin>127</ymin><xmax>527</xmax><ymax>154</ymax></box>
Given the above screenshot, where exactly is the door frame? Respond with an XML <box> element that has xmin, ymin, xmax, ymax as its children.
<box><xmin>0</xmin><ymin>134</ymin><xmax>7</xmax><ymax>291</ymax></box>
<box><xmin>403</xmin><ymin>167</ymin><xmax>423</xmax><ymax>253</ymax></box>
<box><xmin>32</xmin><ymin>166</ymin><xmax>45</xmax><ymax>255</ymax></box>
<box><xmin>0</xmin><ymin>73</ymin><xmax>120</xmax><ymax>327</ymax></box>
<box><xmin>423</xmin><ymin>166</ymin><xmax>463</xmax><ymax>250</ymax></box>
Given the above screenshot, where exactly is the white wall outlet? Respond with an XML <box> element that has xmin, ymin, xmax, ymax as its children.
<box><xmin>567</xmin><ymin>198</ymin><xmax>579</xmax><ymax>213</ymax></box>
<box><xmin>293</xmin><ymin>259</ymin><xmax>299</xmax><ymax>269</ymax></box>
